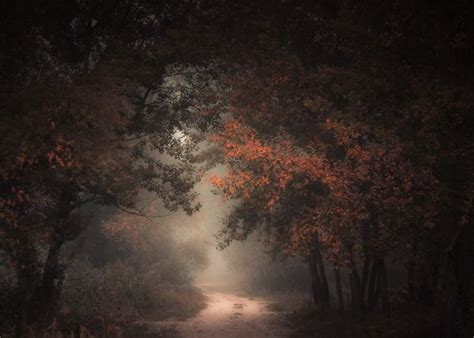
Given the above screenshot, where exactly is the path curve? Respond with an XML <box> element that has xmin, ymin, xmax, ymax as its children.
<box><xmin>139</xmin><ymin>290</ymin><xmax>291</xmax><ymax>337</ymax></box>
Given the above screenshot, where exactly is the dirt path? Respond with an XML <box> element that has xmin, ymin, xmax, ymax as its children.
<box><xmin>137</xmin><ymin>290</ymin><xmax>292</xmax><ymax>337</ymax></box>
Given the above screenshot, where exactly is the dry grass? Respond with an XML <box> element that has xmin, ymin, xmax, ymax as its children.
<box><xmin>284</xmin><ymin>302</ymin><xmax>440</xmax><ymax>338</ymax></box>
<box><xmin>267</xmin><ymin>291</ymin><xmax>314</xmax><ymax>313</ymax></box>
<box><xmin>143</xmin><ymin>283</ymin><xmax>207</xmax><ymax>320</ymax></box>
<box><xmin>257</xmin><ymin>290</ymin><xmax>440</xmax><ymax>338</ymax></box>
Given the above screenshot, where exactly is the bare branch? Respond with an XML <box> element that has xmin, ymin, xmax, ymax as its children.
<box><xmin>115</xmin><ymin>204</ymin><xmax>177</xmax><ymax>219</ymax></box>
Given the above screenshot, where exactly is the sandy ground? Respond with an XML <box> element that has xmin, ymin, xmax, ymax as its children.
<box><xmin>136</xmin><ymin>289</ymin><xmax>292</xmax><ymax>337</ymax></box>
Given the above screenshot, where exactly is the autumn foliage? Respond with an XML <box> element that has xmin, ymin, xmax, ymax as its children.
<box><xmin>1</xmin><ymin>1</ymin><xmax>473</xmax><ymax>337</ymax></box>
<box><xmin>206</xmin><ymin>3</ymin><xmax>473</xmax><ymax>329</ymax></box>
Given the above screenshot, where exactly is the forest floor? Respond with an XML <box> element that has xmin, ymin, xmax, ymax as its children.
<box><xmin>131</xmin><ymin>287</ymin><xmax>293</xmax><ymax>337</ymax></box>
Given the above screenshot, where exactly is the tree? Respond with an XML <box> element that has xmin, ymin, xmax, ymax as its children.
<box><xmin>202</xmin><ymin>3</ymin><xmax>469</xmax><ymax>316</ymax></box>
<box><xmin>0</xmin><ymin>0</ymin><xmax>217</xmax><ymax>332</ymax></box>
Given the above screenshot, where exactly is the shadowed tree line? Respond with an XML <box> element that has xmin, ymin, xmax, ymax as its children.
<box><xmin>203</xmin><ymin>1</ymin><xmax>473</xmax><ymax>337</ymax></box>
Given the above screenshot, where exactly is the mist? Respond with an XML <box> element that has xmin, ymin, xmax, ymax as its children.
<box><xmin>1</xmin><ymin>1</ymin><xmax>473</xmax><ymax>338</ymax></box>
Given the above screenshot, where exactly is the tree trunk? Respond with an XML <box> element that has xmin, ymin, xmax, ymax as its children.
<box><xmin>417</xmin><ymin>251</ymin><xmax>440</xmax><ymax>305</ymax></box>
<box><xmin>15</xmin><ymin>264</ymin><xmax>39</xmax><ymax>337</ymax></box>
<box><xmin>309</xmin><ymin>253</ymin><xmax>322</xmax><ymax>305</ymax></box>
<box><xmin>309</xmin><ymin>237</ymin><xmax>330</xmax><ymax>307</ymax></box>
<box><xmin>349</xmin><ymin>272</ymin><xmax>356</xmax><ymax>315</ymax></box>
<box><xmin>441</xmin><ymin>185</ymin><xmax>473</xmax><ymax>338</ymax></box>
<box><xmin>314</xmin><ymin>238</ymin><xmax>330</xmax><ymax>307</ymax></box>
<box><xmin>407</xmin><ymin>254</ymin><xmax>416</xmax><ymax>302</ymax></box>
<box><xmin>318</xmin><ymin>259</ymin><xmax>330</xmax><ymax>307</ymax></box>
<box><xmin>13</xmin><ymin>230</ymin><xmax>41</xmax><ymax>337</ymax></box>
<box><xmin>350</xmin><ymin>267</ymin><xmax>364</xmax><ymax>317</ymax></box>
<box><xmin>366</xmin><ymin>259</ymin><xmax>375</xmax><ymax>309</ymax></box>
<box><xmin>29</xmin><ymin>189</ymin><xmax>75</xmax><ymax>327</ymax></box>
<box><xmin>361</xmin><ymin>257</ymin><xmax>371</xmax><ymax>303</ymax></box>
<box><xmin>373</xmin><ymin>268</ymin><xmax>381</xmax><ymax>309</ymax></box>
<box><xmin>366</xmin><ymin>259</ymin><xmax>380</xmax><ymax>310</ymax></box>
<box><xmin>31</xmin><ymin>234</ymin><xmax>66</xmax><ymax>327</ymax></box>
<box><xmin>334</xmin><ymin>267</ymin><xmax>344</xmax><ymax>312</ymax></box>
<box><xmin>379</xmin><ymin>258</ymin><xmax>390</xmax><ymax>314</ymax></box>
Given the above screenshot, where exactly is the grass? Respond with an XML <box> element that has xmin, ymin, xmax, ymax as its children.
<box><xmin>284</xmin><ymin>302</ymin><xmax>440</xmax><ymax>338</ymax></box>
<box><xmin>0</xmin><ymin>284</ymin><xmax>208</xmax><ymax>338</ymax></box>
<box><xmin>255</xmin><ymin>291</ymin><xmax>440</xmax><ymax>338</ymax></box>
<box><xmin>144</xmin><ymin>284</ymin><xmax>208</xmax><ymax>320</ymax></box>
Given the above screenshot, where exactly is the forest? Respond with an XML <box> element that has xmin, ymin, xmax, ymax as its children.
<box><xmin>0</xmin><ymin>1</ymin><xmax>473</xmax><ymax>337</ymax></box>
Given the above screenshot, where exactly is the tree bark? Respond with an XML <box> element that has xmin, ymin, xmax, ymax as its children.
<box><xmin>334</xmin><ymin>267</ymin><xmax>344</xmax><ymax>312</ymax></box>
<box><xmin>309</xmin><ymin>253</ymin><xmax>322</xmax><ymax>305</ymax></box>
<box><xmin>309</xmin><ymin>237</ymin><xmax>330</xmax><ymax>307</ymax></box>
<box><xmin>15</xmin><ymin>264</ymin><xmax>39</xmax><ymax>337</ymax></box>
<box><xmin>379</xmin><ymin>258</ymin><xmax>390</xmax><ymax>314</ymax></box>
<box><xmin>441</xmin><ymin>185</ymin><xmax>473</xmax><ymax>338</ymax></box>
<box><xmin>417</xmin><ymin>250</ymin><xmax>440</xmax><ymax>305</ymax></box>
<box><xmin>350</xmin><ymin>266</ymin><xmax>364</xmax><ymax>317</ymax></box>
<box><xmin>13</xmin><ymin>230</ymin><xmax>41</xmax><ymax>337</ymax></box>
<box><xmin>31</xmin><ymin>234</ymin><xmax>66</xmax><ymax>327</ymax></box>
<box><xmin>407</xmin><ymin>247</ymin><xmax>416</xmax><ymax>301</ymax></box>
<box><xmin>361</xmin><ymin>257</ymin><xmax>371</xmax><ymax>303</ymax></box>
<box><xmin>318</xmin><ymin>259</ymin><xmax>330</xmax><ymax>307</ymax></box>
<box><xmin>28</xmin><ymin>188</ymin><xmax>77</xmax><ymax>328</ymax></box>
<box><xmin>366</xmin><ymin>259</ymin><xmax>379</xmax><ymax>310</ymax></box>
<box><xmin>314</xmin><ymin>238</ymin><xmax>330</xmax><ymax>307</ymax></box>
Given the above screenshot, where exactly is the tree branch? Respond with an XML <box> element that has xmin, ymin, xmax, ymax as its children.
<box><xmin>115</xmin><ymin>204</ymin><xmax>177</xmax><ymax>220</ymax></box>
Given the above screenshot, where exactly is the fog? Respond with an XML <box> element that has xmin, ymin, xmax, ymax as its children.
<box><xmin>159</xmin><ymin>165</ymin><xmax>233</xmax><ymax>287</ymax></box>
<box><xmin>2</xmin><ymin>1</ymin><xmax>472</xmax><ymax>337</ymax></box>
